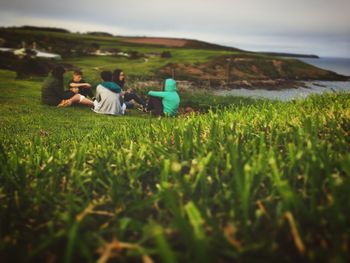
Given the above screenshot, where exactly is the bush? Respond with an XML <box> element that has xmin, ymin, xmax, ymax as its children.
<box><xmin>16</xmin><ymin>57</ymin><xmax>54</xmax><ymax>78</ymax></box>
<box><xmin>129</xmin><ymin>51</ymin><xmax>144</xmax><ymax>59</ymax></box>
<box><xmin>161</xmin><ymin>51</ymin><xmax>172</xmax><ymax>58</ymax></box>
<box><xmin>86</xmin><ymin>31</ymin><xmax>114</xmax><ymax>37</ymax></box>
<box><xmin>18</xmin><ymin>26</ymin><xmax>70</xmax><ymax>33</ymax></box>
<box><xmin>0</xmin><ymin>51</ymin><xmax>19</xmax><ymax>70</ymax></box>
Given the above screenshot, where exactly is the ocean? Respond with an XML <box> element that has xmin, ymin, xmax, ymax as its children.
<box><xmin>213</xmin><ymin>57</ymin><xmax>350</xmax><ymax>101</ymax></box>
<box><xmin>298</xmin><ymin>57</ymin><xmax>350</xmax><ymax>76</ymax></box>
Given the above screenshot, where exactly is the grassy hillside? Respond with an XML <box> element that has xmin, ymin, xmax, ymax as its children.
<box><xmin>0</xmin><ymin>69</ymin><xmax>350</xmax><ymax>262</ymax></box>
<box><xmin>61</xmin><ymin>49</ymin><xmax>239</xmax><ymax>82</ymax></box>
<box><xmin>158</xmin><ymin>54</ymin><xmax>347</xmax><ymax>84</ymax></box>
<box><xmin>1</xmin><ymin>27</ymin><xmax>347</xmax><ymax>86</ymax></box>
<box><xmin>0</xmin><ymin>27</ymin><xmax>240</xmax><ymax>54</ymax></box>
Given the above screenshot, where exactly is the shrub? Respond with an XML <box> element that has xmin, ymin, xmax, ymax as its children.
<box><xmin>0</xmin><ymin>51</ymin><xmax>19</xmax><ymax>70</ymax></box>
<box><xmin>16</xmin><ymin>57</ymin><xmax>54</xmax><ymax>78</ymax></box>
<box><xmin>161</xmin><ymin>51</ymin><xmax>172</xmax><ymax>58</ymax></box>
<box><xmin>129</xmin><ymin>51</ymin><xmax>144</xmax><ymax>59</ymax></box>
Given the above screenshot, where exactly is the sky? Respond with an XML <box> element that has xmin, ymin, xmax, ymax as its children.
<box><xmin>0</xmin><ymin>0</ymin><xmax>349</xmax><ymax>57</ymax></box>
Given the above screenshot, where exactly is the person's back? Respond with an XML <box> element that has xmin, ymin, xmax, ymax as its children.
<box><xmin>41</xmin><ymin>68</ymin><xmax>65</xmax><ymax>106</ymax></box>
<box><xmin>148</xmin><ymin>79</ymin><xmax>180</xmax><ymax>116</ymax></box>
<box><xmin>94</xmin><ymin>85</ymin><xmax>122</xmax><ymax>115</ymax></box>
<box><xmin>93</xmin><ymin>71</ymin><xmax>123</xmax><ymax>115</ymax></box>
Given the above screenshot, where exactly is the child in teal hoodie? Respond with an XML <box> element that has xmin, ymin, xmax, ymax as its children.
<box><xmin>147</xmin><ymin>78</ymin><xmax>180</xmax><ymax>116</ymax></box>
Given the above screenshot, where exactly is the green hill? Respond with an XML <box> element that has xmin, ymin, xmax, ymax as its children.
<box><xmin>0</xmin><ymin>26</ymin><xmax>348</xmax><ymax>87</ymax></box>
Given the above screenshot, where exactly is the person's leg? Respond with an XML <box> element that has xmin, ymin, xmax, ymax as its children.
<box><xmin>147</xmin><ymin>96</ymin><xmax>163</xmax><ymax>116</ymax></box>
<box><xmin>57</xmin><ymin>91</ymin><xmax>75</xmax><ymax>107</ymax></box>
<box><xmin>125</xmin><ymin>92</ymin><xmax>147</xmax><ymax>108</ymax></box>
<box><xmin>124</xmin><ymin>101</ymin><xmax>134</xmax><ymax>109</ymax></box>
<box><xmin>123</xmin><ymin>92</ymin><xmax>133</xmax><ymax>102</ymax></box>
<box><xmin>126</xmin><ymin>99</ymin><xmax>144</xmax><ymax>110</ymax></box>
<box><xmin>133</xmin><ymin>94</ymin><xmax>147</xmax><ymax>108</ymax></box>
<box><xmin>78</xmin><ymin>95</ymin><xmax>94</xmax><ymax>107</ymax></box>
<box><xmin>79</xmin><ymin>87</ymin><xmax>94</xmax><ymax>98</ymax></box>
<box><xmin>62</xmin><ymin>90</ymin><xmax>76</xmax><ymax>100</ymax></box>
<box><xmin>119</xmin><ymin>94</ymin><xmax>124</xmax><ymax>106</ymax></box>
<box><xmin>58</xmin><ymin>94</ymin><xmax>93</xmax><ymax>107</ymax></box>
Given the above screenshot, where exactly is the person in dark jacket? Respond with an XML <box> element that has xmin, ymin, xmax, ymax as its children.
<box><xmin>41</xmin><ymin>66</ymin><xmax>94</xmax><ymax>107</ymax></box>
<box><xmin>112</xmin><ymin>69</ymin><xmax>147</xmax><ymax>110</ymax></box>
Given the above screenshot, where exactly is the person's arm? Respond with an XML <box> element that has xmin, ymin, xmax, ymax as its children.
<box><xmin>69</xmin><ymin>82</ymin><xmax>91</xmax><ymax>88</ymax></box>
<box><xmin>148</xmin><ymin>91</ymin><xmax>166</xmax><ymax>98</ymax></box>
<box><xmin>67</xmin><ymin>83</ymin><xmax>78</xmax><ymax>93</ymax></box>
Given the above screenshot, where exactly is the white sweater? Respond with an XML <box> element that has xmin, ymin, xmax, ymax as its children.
<box><xmin>93</xmin><ymin>84</ymin><xmax>123</xmax><ymax>115</ymax></box>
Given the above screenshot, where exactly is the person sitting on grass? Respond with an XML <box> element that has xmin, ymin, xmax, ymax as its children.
<box><xmin>41</xmin><ymin>66</ymin><xmax>94</xmax><ymax>108</ymax></box>
<box><xmin>68</xmin><ymin>69</ymin><xmax>94</xmax><ymax>99</ymax></box>
<box><xmin>93</xmin><ymin>70</ymin><xmax>125</xmax><ymax>115</ymax></box>
<box><xmin>112</xmin><ymin>69</ymin><xmax>147</xmax><ymax>111</ymax></box>
<box><xmin>147</xmin><ymin>78</ymin><xmax>180</xmax><ymax>116</ymax></box>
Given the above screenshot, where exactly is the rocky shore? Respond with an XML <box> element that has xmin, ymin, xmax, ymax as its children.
<box><xmin>132</xmin><ymin>78</ymin><xmax>349</xmax><ymax>92</ymax></box>
<box><xmin>155</xmin><ymin>54</ymin><xmax>349</xmax><ymax>90</ymax></box>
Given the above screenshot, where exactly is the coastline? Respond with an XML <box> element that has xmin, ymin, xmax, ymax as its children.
<box><xmin>133</xmin><ymin>78</ymin><xmax>350</xmax><ymax>92</ymax></box>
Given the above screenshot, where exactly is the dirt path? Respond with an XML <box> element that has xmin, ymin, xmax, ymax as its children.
<box><xmin>121</xmin><ymin>37</ymin><xmax>188</xmax><ymax>47</ymax></box>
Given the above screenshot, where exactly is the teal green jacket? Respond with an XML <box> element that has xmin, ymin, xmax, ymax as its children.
<box><xmin>101</xmin><ymin>81</ymin><xmax>122</xmax><ymax>93</ymax></box>
<box><xmin>148</xmin><ymin>79</ymin><xmax>180</xmax><ymax>116</ymax></box>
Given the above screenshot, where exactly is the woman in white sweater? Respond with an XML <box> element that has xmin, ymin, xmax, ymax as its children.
<box><xmin>93</xmin><ymin>71</ymin><xmax>126</xmax><ymax>115</ymax></box>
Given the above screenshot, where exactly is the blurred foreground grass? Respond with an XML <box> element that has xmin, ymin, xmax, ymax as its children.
<box><xmin>0</xmin><ymin>69</ymin><xmax>350</xmax><ymax>262</ymax></box>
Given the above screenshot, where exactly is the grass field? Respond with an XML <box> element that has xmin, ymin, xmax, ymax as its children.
<box><xmin>0</xmin><ymin>68</ymin><xmax>350</xmax><ymax>263</ymax></box>
<box><xmin>61</xmin><ymin>48</ymin><xmax>237</xmax><ymax>82</ymax></box>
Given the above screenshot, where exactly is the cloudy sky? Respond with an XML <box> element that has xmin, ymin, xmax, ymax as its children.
<box><xmin>0</xmin><ymin>0</ymin><xmax>349</xmax><ymax>57</ymax></box>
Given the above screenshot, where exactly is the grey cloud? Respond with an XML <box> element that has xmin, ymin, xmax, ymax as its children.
<box><xmin>0</xmin><ymin>0</ymin><xmax>349</xmax><ymax>56</ymax></box>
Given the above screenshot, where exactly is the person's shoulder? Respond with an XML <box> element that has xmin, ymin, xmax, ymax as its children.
<box><xmin>97</xmin><ymin>83</ymin><xmax>111</xmax><ymax>90</ymax></box>
<box><xmin>103</xmin><ymin>81</ymin><xmax>119</xmax><ymax>89</ymax></box>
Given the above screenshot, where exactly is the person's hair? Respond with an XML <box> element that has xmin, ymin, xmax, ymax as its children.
<box><xmin>100</xmin><ymin>70</ymin><xmax>112</xmax><ymax>82</ymax></box>
<box><xmin>112</xmin><ymin>69</ymin><xmax>125</xmax><ymax>88</ymax></box>
<box><xmin>73</xmin><ymin>69</ymin><xmax>83</xmax><ymax>76</ymax></box>
<box><xmin>51</xmin><ymin>66</ymin><xmax>65</xmax><ymax>80</ymax></box>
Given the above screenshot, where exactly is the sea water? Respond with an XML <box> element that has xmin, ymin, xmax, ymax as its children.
<box><xmin>214</xmin><ymin>57</ymin><xmax>350</xmax><ymax>101</ymax></box>
<box><xmin>214</xmin><ymin>81</ymin><xmax>350</xmax><ymax>101</ymax></box>
<box><xmin>298</xmin><ymin>57</ymin><xmax>350</xmax><ymax>76</ymax></box>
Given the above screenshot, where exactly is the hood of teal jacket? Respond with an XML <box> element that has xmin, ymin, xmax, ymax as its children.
<box><xmin>101</xmin><ymin>81</ymin><xmax>122</xmax><ymax>93</ymax></box>
<box><xmin>164</xmin><ymin>78</ymin><xmax>176</xmax><ymax>92</ymax></box>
